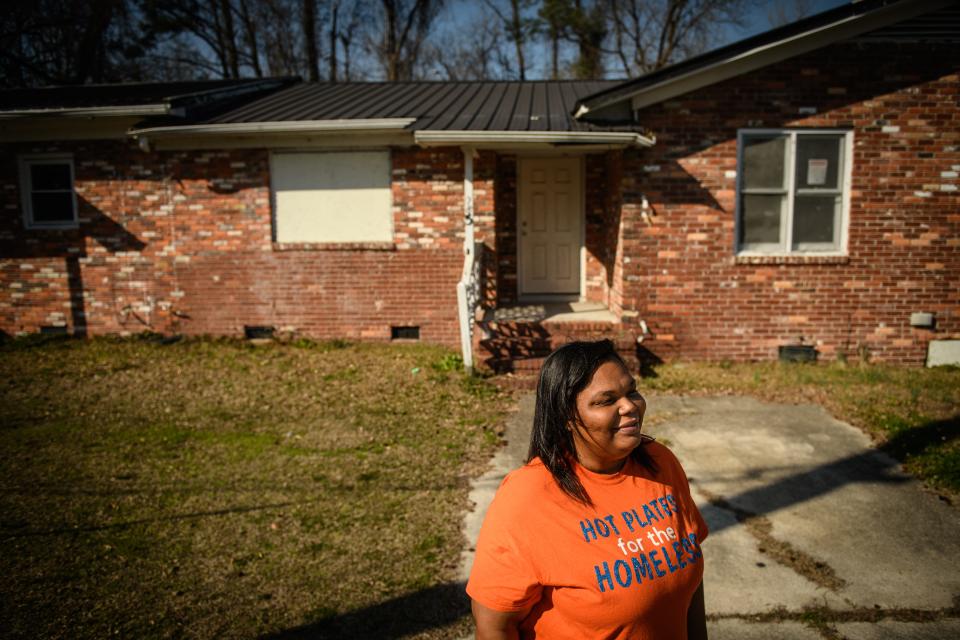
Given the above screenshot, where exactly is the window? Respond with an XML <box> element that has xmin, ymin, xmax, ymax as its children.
<box><xmin>736</xmin><ymin>130</ymin><xmax>851</xmax><ymax>254</ymax></box>
<box><xmin>18</xmin><ymin>154</ymin><xmax>78</xmax><ymax>229</ymax></box>
<box><xmin>271</xmin><ymin>151</ymin><xmax>392</xmax><ymax>243</ymax></box>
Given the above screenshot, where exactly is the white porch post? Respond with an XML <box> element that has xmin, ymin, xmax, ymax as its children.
<box><xmin>457</xmin><ymin>146</ymin><xmax>476</xmax><ymax>372</ymax></box>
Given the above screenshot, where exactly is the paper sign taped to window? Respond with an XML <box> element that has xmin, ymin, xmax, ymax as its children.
<box><xmin>807</xmin><ymin>159</ymin><xmax>828</xmax><ymax>185</ymax></box>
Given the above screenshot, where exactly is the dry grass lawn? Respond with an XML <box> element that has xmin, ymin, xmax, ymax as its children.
<box><xmin>0</xmin><ymin>335</ymin><xmax>511</xmax><ymax>639</ymax></box>
<box><xmin>639</xmin><ymin>360</ymin><xmax>960</xmax><ymax>501</ymax></box>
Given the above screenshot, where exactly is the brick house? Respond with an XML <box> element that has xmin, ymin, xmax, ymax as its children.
<box><xmin>1</xmin><ymin>0</ymin><xmax>957</xmax><ymax>370</ymax></box>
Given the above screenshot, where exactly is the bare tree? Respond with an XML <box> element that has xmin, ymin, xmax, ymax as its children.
<box><xmin>1</xmin><ymin>0</ymin><xmax>157</xmax><ymax>87</ymax></box>
<box><xmin>538</xmin><ymin>0</ymin><xmax>568</xmax><ymax>79</ymax></box>
<box><xmin>237</xmin><ymin>0</ymin><xmax>263</xmax><ymax>77</ymax></box>
<box><xmin>421</xmin><ymin>14</ymin><xmax>507</xmax><ymax>80</ymax></box>
<box><xmin>567</xmin><ymin>0</ymin><xmax>606</xmax><ymax>78</ymax></box>
<box><xmin>483</xmin><ymin>0</ymin><xmax>538</xmax><ymax>80</ymax></box>
<box><xmin>142</xmin><ymin>0</ymin><xmax>246</xmax><ymax>78</ymax></box>
<box><xmin>370</xmin><ymin>0</ymin><xmax>444</xmax><ymax>81</ymax></box>
<box><xmin>767</xmin><ymin>0</ymin><xmax>815</xmax><ymax>27</ymax></box>
<box><xmin>337</xmin><ymin>1</ymin><xmax>370</xmax><ymax>80</ymax></box>
<box><xmin>303</xmin><ymin>0</ymin><xmax>320</xmax><ymax>80</ymax></box>
<box><xmin>607</xmin><ymin>0</ymin><xmax>750</xmax><ymax>77</ymax></box>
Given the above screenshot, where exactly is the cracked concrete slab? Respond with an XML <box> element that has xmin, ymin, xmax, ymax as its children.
<box><xmin>707</xmin><ymin>619</ymin><xmax>821</xmax><ymax>640</ymax></box>
<box><xmin>836</xmin><ymin>619</ymin><xmax>960</xmax><ymax>639</ymax></box>
<box><xmin>692</xmin><ymin>486</ymin><xmax>835</xmax><ymax>614</ymax></box>
<box><xmin>646</xmin><ymin>394</ymin><xmax>960</xmax><ymax>612</ymax></box>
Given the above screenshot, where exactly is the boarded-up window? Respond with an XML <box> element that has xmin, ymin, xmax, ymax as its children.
<box><xmin>271</xmin><ymin>151</ymin><xmax>392</xmax><ymax>243</ymax></box>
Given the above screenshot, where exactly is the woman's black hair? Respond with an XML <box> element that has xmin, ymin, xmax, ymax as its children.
<box><xmin>527</xmin><ymin>339</ymin><xmax>656</xmax><ymax>507</ymax></box>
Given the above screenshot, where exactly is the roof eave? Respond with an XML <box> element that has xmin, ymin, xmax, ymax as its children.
<box><xmin>0</xmin><ymin>104</ymin><xmax>171</xmax><ymax>119</ymax></box>
<box><xmin>413</xmin><ymin>130</ymin><xmax>655</xmax><ymax>148</ymax></box>
<box><xmin>128</xmin><ymin>118</ymin><xmax>417</xmax><ymax>138</ymax></box>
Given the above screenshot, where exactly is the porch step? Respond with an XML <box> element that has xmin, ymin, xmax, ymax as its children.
<box><xmin>475</xmin><ymin>317</ymin><xmax>639</xmax><ymax>375</ymax></box>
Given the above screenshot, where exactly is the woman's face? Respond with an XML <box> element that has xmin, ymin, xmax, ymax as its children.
<box><xmin>571</xmin><ymin>359</ymin><xmax>647</xmax><ymax>474</ymax></box>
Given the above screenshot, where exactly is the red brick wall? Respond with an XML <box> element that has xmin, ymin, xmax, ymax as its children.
<box><xmin>0</xmin><ymin>142</ymin><xmax>467</xmax><ymax>345</ymax></box>
<box><xmin>620</xmin><ymin>41</ymin><xmax>960</xmax><ymax>365</ymax></box>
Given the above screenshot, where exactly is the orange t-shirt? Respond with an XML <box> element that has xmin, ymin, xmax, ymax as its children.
<box><xmin>467</xmin><ymin>442</ymin><xmax>708</xmax><ymax>640</ymax></box>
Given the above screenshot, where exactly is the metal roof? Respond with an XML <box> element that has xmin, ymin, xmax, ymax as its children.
<box><xmin>0</xmin><ymin>78</ymin><xmax>295</xmax><ymax>115</ymax></box>
<box><xmin>573</xmin><ymin>0</ymin><xmax>955</xmax><ymax>117</ymax></box>
<box><xmin>854</xmin><ymin>2</ymin><xmax>960</xmax><ymax>41</ymax></box>
<box><xmin>193</xmin><ymin>81</ymin><xmax>627</xmax><ymax>132</ymax></box>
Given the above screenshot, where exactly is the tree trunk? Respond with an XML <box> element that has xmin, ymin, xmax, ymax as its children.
<box><xmin>329</xmin><ymin>2</ymin><xmax>338</xmax><ymax>81</ymax></box>
<box><xmin>303</xmin><ymin>0</ymin><xmax>320</xmax><ymax>81</ymax></box>
<box><xmin>383</xmin><ymin>0</ymin><xmax>399</xmax><ymax>81</ymax></box>
<box><xmin>219</xmin><ymin>0</ymin><xmax>240</xmax><ymax>78</ymax></box>
<box><xmin>551</xmin><ymin>29</ymin><xmax>559</xmax><ymax>79</ymax></box>
<box><xmin>238</xmin><ymin>0</ymin><xmax>263</xmax><ymax>77</ymax></box>
<box><xmin>510</xmin><ymin>0</ymin><xmax>525</xmax><ymax>81</ymax></box>
<box><xmin>340</xmin><ymin>33</ymin><xmax>352</xmax><ymax>80</ymax></box>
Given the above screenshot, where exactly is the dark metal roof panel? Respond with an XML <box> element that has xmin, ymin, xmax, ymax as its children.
<box><xmin>485</xmin><ymin>82</ymin><xmax>520</xmax><ymax>131</ymax></box>
<box><xmin>410</xmin><ymin>83</ymin><xmax>474</xmax><ymax>130</ymax></box>
<box><xmin>547</xmin><ymin>83</ymin><xmax>567</xmax><ymax>131</ymax></box>
<box><xmin>0</xmin><ymin>78</ymin><xmax>291</xmax><ymax>112</ymax></box>
<box><xmin>511</xmin><ymin>83</ymin><xmax>534</xmax><ymax>131</ymax></box>
<box><xmin>853</xmin><ymin>4</ymin><xmax>960</xmax><ymax>40</ymax></box>
<box><xmin>154</xmin><ymin>80</ymin><xmax>626</xmax><ymax>132</ymax></box>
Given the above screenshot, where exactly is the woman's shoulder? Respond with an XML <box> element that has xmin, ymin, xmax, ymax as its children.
<box><xmin>501</xmin><ymin>458</ymin><xmax>553</xmax><ymax>488</ymax></box>
<box><xmin>494</xmin><ymin>458</ymin><xmax>558</xmax><ymax>503</ymax></box>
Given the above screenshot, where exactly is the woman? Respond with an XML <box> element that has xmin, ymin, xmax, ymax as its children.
<box><xmin>467</xmin><ymin>340</ymin><xmax>708</xmax><ymax>639</ymax></box>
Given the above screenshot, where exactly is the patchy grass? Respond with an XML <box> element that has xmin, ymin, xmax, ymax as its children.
<box><xmin>0</xmin><ymin>335</ymin><xmax>511</xmax><ymax>639</ymax></box>
<box><xmin>639</xmin><ymin>361</ymin><xmax>960</xmax><ymax>499</ymax></box>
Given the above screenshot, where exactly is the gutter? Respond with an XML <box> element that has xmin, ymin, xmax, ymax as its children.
<box><xmin>0</xmin><ymin>105</ymin><xmax>170</xmax><ymax>119</ymax></box>
<box><xmin>0</xmin><ymin>78</ymin><xmax>298</xmax><ymax>121</ymax></box>
<box><xmin>129</xmin><ymin>118</ymin><xmax>418</xmax><ymax>138</ymax></box>
<box><xmin>414</xmin><ymin>130</ymin><xmax>655</xmax><ymax>147</ymax></box>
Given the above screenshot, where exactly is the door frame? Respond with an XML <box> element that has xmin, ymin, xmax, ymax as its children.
<box><xmin>516</xmin><ymin>155</ymin><xmax>587</xmax><ymax>302</ymax></box>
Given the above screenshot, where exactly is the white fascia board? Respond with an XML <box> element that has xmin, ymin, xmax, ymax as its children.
<box><xmin>129</xmin><ymin>118</ymin><xmax>417</xmax><ymax>137</ymax></box>
<box><xmin>414</xmin><ymin>130</ymin><xmax>655</xmax><ymax>147</ymax></box>
<box><xmin>0</xmin><ymin>104</ymin><xmax>170</xmax><ymax>118</ymax></box>
<box><xmin>575</xmin><ymin>0</ymin><xmax>949</xmax><ymax>114</ymax></box>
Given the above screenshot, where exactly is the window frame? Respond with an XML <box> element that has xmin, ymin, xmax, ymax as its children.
<box><xmin>269</xmin><ymin>148</ymin><xmax>394</xmax><ymax>245</ymax></box>
<box><xmin>734</xmin><ymin>129</ymin><xmax>853</xmax><ymax>256</ymax></box>
<box><xmin>18</xmin><ymin>153</ymin><xmax>79</xmax><ymax>230</ymax></box>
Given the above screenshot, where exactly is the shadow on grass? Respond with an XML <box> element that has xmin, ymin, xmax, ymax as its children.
<box><xmin>704</xmin><ymin>414</ymin><xmax>959</xmax><ymax>535</ymax></box>
<box><xmin>261</xmin><ymin>581</ymin><xmax>469</xmax><ymax>639</ymax></box>
<box><xmin>2</xmin><ymin>500</ymin><xmax>308</xmax><ymax>538</ymax></box>
<box><xmin>880</xmin><ymin>415</ymin><xmax>959</xmax><ymax>462</ymax></box>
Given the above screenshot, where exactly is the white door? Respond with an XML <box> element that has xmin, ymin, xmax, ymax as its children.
<box><xmin>519</xmin><ymin>158</ymin><xmax>582</xmax><ymax>296</ymax></box>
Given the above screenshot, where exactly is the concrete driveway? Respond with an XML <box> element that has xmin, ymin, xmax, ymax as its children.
<box><xmin>460</xmin><ymin>393</ymin><xmax>960</xmax><ymax>639</ymax></box>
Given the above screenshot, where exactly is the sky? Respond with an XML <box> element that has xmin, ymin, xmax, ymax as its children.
<box><xmin>430</xmin><ymin>0</ymin><xmax>851</xmax><ymax>80</ymax></box>
<box><xmin>726</xmin><ymin>0</ymin><xmax>849</xmax><ymax>40</ymax></box>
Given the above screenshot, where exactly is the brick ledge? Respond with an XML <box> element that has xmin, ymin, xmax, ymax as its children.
<box><xmin>734</xmin><ymin>254</ymin><xmax>849</xmax><ymax>266</ymax></box>
<box><xmin>272</xmin><ymin>242</ymin><xmax>397</xmax><ymax>252</ymax></box>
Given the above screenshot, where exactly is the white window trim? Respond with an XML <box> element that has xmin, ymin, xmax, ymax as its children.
<box><xmin>18</xmin><ymin>153</ymin><xmax>79</xmax><ymax>230</ymax></box>
<box><xmin>734</xmin><ymin>129</ymin><xmax>852</xmax><ymax>256</ymax></box>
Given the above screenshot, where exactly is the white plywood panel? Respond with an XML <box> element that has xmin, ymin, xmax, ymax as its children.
<box><xmin>272</xmin><ymin>151</ymin><xmax>392</xmax><ymax>243</ymax></box>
